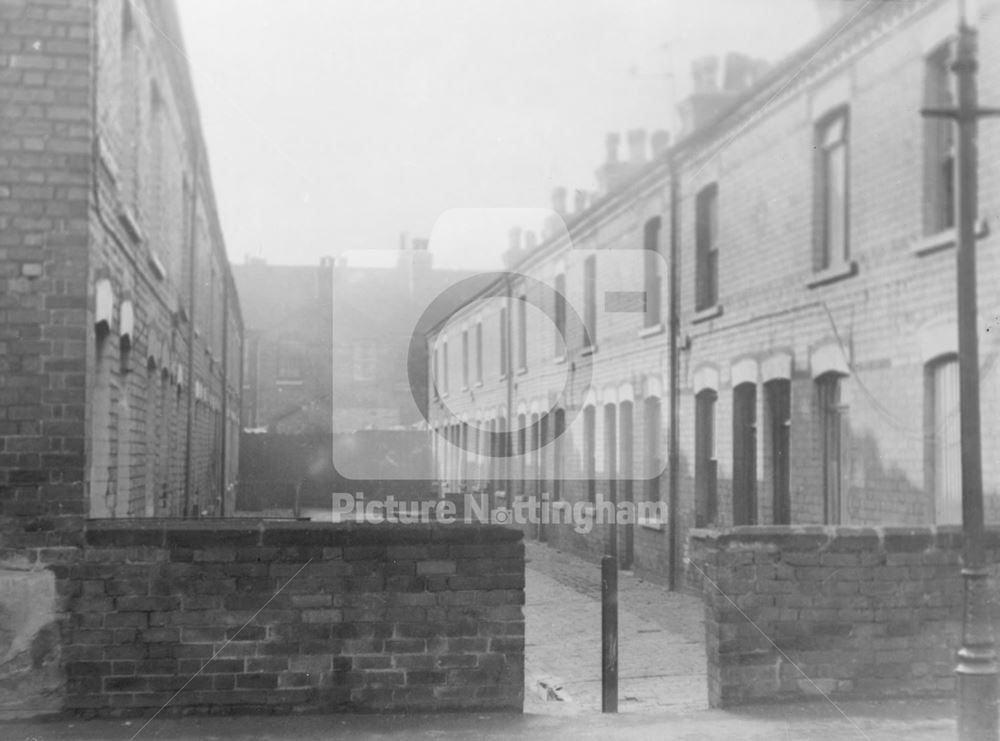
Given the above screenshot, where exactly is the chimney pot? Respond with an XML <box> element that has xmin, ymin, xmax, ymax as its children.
<box><xmin>524</xmin><ymin>231</ymin><xmax>538</xmax><ymax>251</ymax></box>
<box><xmin>574</xmin><ymin>189</ymin><xmax>588</xmax><ymax>214</ymax></box>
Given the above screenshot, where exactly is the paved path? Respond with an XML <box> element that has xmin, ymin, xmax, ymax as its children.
<box><xmin>523</xmin><ymin>541</ymin><xmax>707</xmax><ymax>714</ymax></box>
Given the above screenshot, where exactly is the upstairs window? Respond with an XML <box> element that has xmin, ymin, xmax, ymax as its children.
<box><xmin>475</xmin><ymin>321</ymin><xmax>483</xmax><ymax>384</ymax></box>
<box><xmin>554</xmin><ymin>272</ymin><xmax>566</xmax><ymax>353</ymax></box>
<box><xmin>517</xmin><ymin>294</ymin><xmax>528</xmax><ymax>371</ymax></box>
<box><xmin>351</xmin><ymin>339</ymin><xmax>376</xmax><ymax>382</ymax></box>
<box><xmin>695</xmin><ymin>184</ymin><xmax>718</xmax><ymax>310</ymax></box>
<box><xmin>583</xmin><ymin>256</ymin><xmax>596</xmax><ymax>348</ymax></box>
<box><xmin>924</xmin><ymin>43</ymin><xmax>955</xmax><ymax>235</ymax></box>
<box><xmin>461</xmin><ymin>329</ymin><xmax>469</xmax><ymax>389</ymax></box>
<box><xmin>442</xmin><ymin>339</ymin><xmax>449</xmax><ymax>393</ymax></box>
<box><xmin>644</xmin><ymin>217</ymin><xmax>662</xmax><ymax>326</ymax></box>
<box><xmin>816</xmin><ymin>110</ymin><xmax>849</xmax><ymax>270</ymax></box>
<box><xmin>499</xmin><ymin>307</ymin><xmax>508</xmax><ymax>376</ymax></box>
<box><xmin>278</xmin><ymin>342</ymin><xmax>303</xmax><ymax>382</ymax></box>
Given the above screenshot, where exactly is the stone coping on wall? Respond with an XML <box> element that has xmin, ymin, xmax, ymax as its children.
<box><xmin>688</xmin><ymin>524</ymin><xmax>980</xmax><ymax>551</ymax></box>
<box><xmin>83</xmin><ymin>517</ymin><xmax>524</xmax><ymax>547</ymax></box>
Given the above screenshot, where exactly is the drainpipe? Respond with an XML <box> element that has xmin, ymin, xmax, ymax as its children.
<box><xmin>667</xmin><ymin>162</ymin><xmax>681</xmax><ymax>591</ymax></box>
<box><xmin>183</xmin><ymin>148</ymin><xmax>199</xmax><ymax>518</ymax></box>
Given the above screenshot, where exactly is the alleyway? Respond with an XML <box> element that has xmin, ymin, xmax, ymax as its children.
<box><xmin>523</xmin><ymin>541</ymin><xmax>708</xmax><ymax>714</ymax></box>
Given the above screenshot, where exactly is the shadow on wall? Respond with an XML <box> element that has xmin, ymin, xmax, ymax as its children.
<box><xmin>237</xmin><ymin>431</ymin><xmax>436</xmax><ymax>514</ymax></box>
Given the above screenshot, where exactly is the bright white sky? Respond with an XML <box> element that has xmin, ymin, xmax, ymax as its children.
<box><xmin>176</xmin><ymin>0</ymin><xmax>821</xmax><ymax>271</ymax></box>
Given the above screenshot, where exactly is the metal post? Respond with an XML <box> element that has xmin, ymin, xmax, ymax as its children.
<box><xmin>923</xmin><ymin>7</ymin><xmax>1000</xmax><ymax>737</ymax></box>
<box><xmin>952</xmin><ymin>18</ymin><xmax>998</xmax><ymax>741</ymax></box>
<box><xmin>601</xmin><ymin>554</ymin><xmax>618</xmax><ymax>713</ymax></box>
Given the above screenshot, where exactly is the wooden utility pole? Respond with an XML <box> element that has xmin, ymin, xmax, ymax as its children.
<box><xmin>922</xmin><ymin>4</ymin><xmax>1000</xmax><ymax>738</ymax></box>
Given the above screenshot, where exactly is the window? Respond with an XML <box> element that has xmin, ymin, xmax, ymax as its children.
<box><xmin>644</xmin><ymin>217</ymin><xmax>662</xmax><ymax>326</ymax></box>
<box><xmin>433</xmin><ymin>346</ymin><xmax>440</xmax><ymax>397</ymax></box>
<box><xmin>927</xmin><ymin>357</ymin><xmax>960</xmax><ymax>524</ymax></box>
<box><xmin>732</xmin><ymin>383</ymin><xmax>757</xmax><ymax>525</ymax></box>
<box><xmin>351</xmin><ymin>340</ymin><xmax>376</xmax><ymax>382</ymax></box>
<box><xmin>584</xmin><ymin>405</ymin><xmax>597</xmax><ymax>503</ymax></box>
<box><xmin>924</xmin><ymin>43</ymin><xmax>955</xmax><ymax>235</ymax></box>
<box><xmin>475</xmin><ymin>321</ymin><xmax>483</xmax><ymax>384</ymax></box>
<box><xmin>517</xmin><ymin>294</ymin><xmax>527</xmax><ymax>371</ymax></box>
<box><xmin>554</xmin><ymin>272</ymin><xmax>567</xmax><ymax>353</ymax></box>
<box><xmin>552</xmin><ymin>408</ymin><xmax>565</xmax><ymax>502</ymax></box>
<box><xmin>695</xmin><ymin>184</ymin><xmax>719</xmax><ymax>310</ymax></box>
<box><xmin>499</xmin><ymin>308</ymin><xmax>508</xmax><ymax>376</ymax></box>
<box><xmin>278</xmin><ymin>342</ymin><xmax>303</xmax><ymax>381</ymax></box>
<box><xmin>442</xmin><ymin>340</ymin><xmax>449</xmax><ymax>393</ymax></box>
<box><xmin>583</xmin><ymin>256</ymin><xmax>597</xmax><ymax>348</ymax></box>
<box><xmin>695</xmin><ymin>389</ymin><xmax>718</xmax><ymax>527</ymax></box>
<box><xmin>120</xmin><ymin>1</ymin><xmax>140</xmax><ymax>215</ymax></box>
<box><xmin>461</xmin><ymin>329</ymin><xmax>469</xmax><ymax>388</ymax></box>
<box><xmin>816</xmin><ymin>110</ymin><xmax>849</xmax><ymax>270</ymax></box>
<box><xmin>817</xmin><ymin>373</ymin><xmax>845</xmax><ymax>524</ymax></box>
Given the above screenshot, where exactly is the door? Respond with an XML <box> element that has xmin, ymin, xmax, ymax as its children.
<box><xmin>732</xmin><ymin>383</ymin><xmax>757</xmax><ymax>525</ymax></box>
<box><xmin>766</xmin><ymin>380</ymin><xmax>791</xmax><ymax>525</ymax></box>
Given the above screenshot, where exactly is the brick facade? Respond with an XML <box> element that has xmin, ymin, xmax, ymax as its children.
<box><xmin>687</xmin><ymin>525</ymin><xmax>998</xmax><ymax>707</ymax></box>
<box><xmin>426</xmin><ymin>0</ymin><xmax>1000</xmax><ymax>588</ymax></box>
<box><xmin>0</xmin><ymin>0</ymin><xmax>242</xmax><ymax>526</ymax></box>
<box><xmin>59</xmin><ymin>520</ymin><xmax>524</xmax><ymax>716</ymax></box>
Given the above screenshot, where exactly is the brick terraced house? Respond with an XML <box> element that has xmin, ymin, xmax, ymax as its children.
<box><xmin>426</xmin><ymin>0</ymin><xmax>1000</xmax><ymax>588</ymax></box>
<box><xmin>0</xmin><ymin>0</ymin><xmax>243</xmax><ymax>524</ymax></box>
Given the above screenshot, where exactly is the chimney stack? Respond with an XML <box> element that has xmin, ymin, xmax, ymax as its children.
<box><xmin>650</xmin><ymin>130</ymin><xmax>670</xmax><ymax>157</ymax></box>
<box><xmin>524</xmin><ymin>230</ymin><xmax>538</xmax><ymax>251</ymax></box>
<box><xmin>627</xmin><ymin>129</ymin><xmax>648</xmax><ymax>165</ymax></box>
<box><xmin>574</xmin><ymin>189</ymin><xmax>589</xmax><ymax>214</ymax></box>
<box><xmin>691</xmin><ymin>56</ymin><xmax>719</xmax><ymax>94</ymax></box>
<box><xmin>412</xmin><ymin>238</ymin><xmax>429</xmax><ymax>251</ymax></box>
<box><xmin>605</xmin><ymin>132</ymin><xmax>621</xmax><ymax>164</ymax></box>
<box><xmin>551</xmin><ymin>187</ymin><xmax>568</xmax><ymax>215</ymax></box>
<box><xmin>508</xmin><ymin>226</ymin><xmax>522</xmax><ymax>252</ymax></box>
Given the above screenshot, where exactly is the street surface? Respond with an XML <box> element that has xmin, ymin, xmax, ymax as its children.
<box><xmin>523</xmin><ymin>540</ymin><xmax>707</xmax><ymax>714</ymax></box>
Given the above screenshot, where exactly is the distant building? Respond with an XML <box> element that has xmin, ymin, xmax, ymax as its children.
<box><xmin>233</xmin><ymin>241</ymin><xmax>477</xmax><ymax>435</ymax></box>
<box><xmin>0</xmin><ymin>0</ymin><xmax>242</xmax><ymax>522</ymax></box>
<box><xmin>427</xmin><ymin>0</ymin><xmax>1000</xmax><ymax>587</ymax></box>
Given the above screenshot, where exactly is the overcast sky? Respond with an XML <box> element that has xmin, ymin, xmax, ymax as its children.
<box><xmin>176</xmin><ymin>0</ymin><xmax>821</xmax><ymax>270</ymax></box>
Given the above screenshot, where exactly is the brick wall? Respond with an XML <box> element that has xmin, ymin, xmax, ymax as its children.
<box><xmin>687</xmin><ymin>525</ymin><xmax>994</xmax><ymax>707</ymax></box>
<box><xmin>57</xmin><ymin>520</ymin><xmax>524</xmax><ymax>717</ymax></box>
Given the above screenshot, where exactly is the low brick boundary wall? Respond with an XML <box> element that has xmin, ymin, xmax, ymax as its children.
<box><xmin>56</xmin><ymin>520</ymin><xmax>524</xmax><ymax>716</ymax></box>
<box><xmin>688</xmin><ymin>525</ymin><xmax>998</xmax><ymax>707</ymax></box>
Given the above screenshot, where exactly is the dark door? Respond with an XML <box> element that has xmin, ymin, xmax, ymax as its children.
<box><xmin>766</xmin><ymin>380</ymin><xmax>791</xmax><ymax>524</ymax></box>
<box><xmin>732</xmin><ymin>383</ymin><xmax>757</xmax><ymax>525</ymax></box>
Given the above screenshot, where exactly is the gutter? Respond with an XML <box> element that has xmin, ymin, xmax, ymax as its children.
<box><xmin>183</xmin><ymin>147</ymin><xmax>199</xmax><ymax>518</ymax></box>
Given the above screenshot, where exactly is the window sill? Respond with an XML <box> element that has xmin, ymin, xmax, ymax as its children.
<box><xmin>638</xmin><ymin>516</ymin><xmax>666</xmax><ymax>532</ymax></box>
<box><xmin>461</xmin><ymin>385</ymin><xmax>469</xmax><ymax>392</ymax></box>
<box><xmin>639</xmin><ymin>322</ymin><xmax>664</xmax><ymax>338</ymax></box>
<box><xmin>580</xmin><ymin>344</ymin><xmax>598</xmax><ymax>357</ymax></box>
<box><xmin>692</xmin><ymin>305</ymin><xmax>723</xmax><ymax>324</ymax></box>
<box><xmin>474</xmin><ymin>381</ymin><xmax>484</xmax><ymax>388</ymax></box>
<box><xmin>806</xmin><ymin>260</ymin><xmax>857</xmax><ymax>288</ymax></box>
<box><xmin>911</xmin><ymin>218</ymin><xmax>989</xmax><ymax>257</ymax></box>
<box><xmin>276</xmin><ymin>379</ymin><xmax>304</xmax><ymax>387</ymax></box>
<box><xmin>148</xmin><ymin>250</ymin><xmax>167</xmax><ymax>281</ymax></box>
<box><xmin>517</xmin><ymin>367</ymin><xmax>528</xmax><ymax>376</ymax></box>
<box><xmin>553</xmin><ymin>355</ymin><xmax>567</xmax><ymax>365</ymax></box>
<box><xmin>118</xmin><ymin>206</ymin><xmax>144</xmax><ymax>245</ymax></box>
